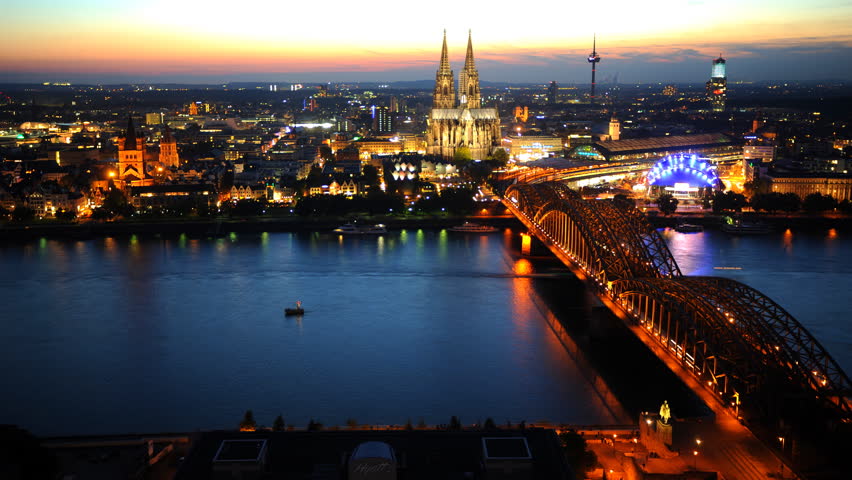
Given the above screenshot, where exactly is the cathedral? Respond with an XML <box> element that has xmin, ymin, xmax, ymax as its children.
<box><xmin>426</xmin><ymin>31</ymin><xmax>501</xmax><ymax>160</ymax></box>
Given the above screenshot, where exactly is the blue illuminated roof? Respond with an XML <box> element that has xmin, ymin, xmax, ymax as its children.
<box><xmin>647</xmin><ymin>154</ymin><xmax>719</xmax><ymax>187</ymax></box>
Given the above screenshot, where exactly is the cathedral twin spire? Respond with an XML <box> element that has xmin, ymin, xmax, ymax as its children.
<box><xmin>433</xmin><ymin>30</ymin><xmax>481</xmax><ymax>109</ymax></box>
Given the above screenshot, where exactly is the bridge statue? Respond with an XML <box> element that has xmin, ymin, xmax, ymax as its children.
<box><xmin>660</xmin><ymin>400</ymin><xmax>671</xmax><ymax>425</ymax></box>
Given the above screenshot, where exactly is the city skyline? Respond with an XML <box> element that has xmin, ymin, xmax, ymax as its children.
<box><xmin>3</xmin><ymin>0</ymin><xmax>852</xmax><ymax>84</ymax></box>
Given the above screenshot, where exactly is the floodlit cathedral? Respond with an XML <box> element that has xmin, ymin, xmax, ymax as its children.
<box><xmin>426</xmin><ymin>31</ymin><xmax>500</xmax><ymax>160</ymax></box>
<box><xmin>117</xmin><ymin>117</ymin><xmax>151</xmax><ymax>185</ymax></box>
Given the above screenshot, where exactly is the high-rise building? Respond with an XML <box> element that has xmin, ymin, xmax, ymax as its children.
<box><xmin>426</xmin><ymin>31</ymin><xmax>500</xmax><ymax>160</ymax></box>
<box><xmin>372</xmin><ymin>106</ymin><xmax>392</xmax><ymax>133</ymax></box>
<box><xmin>706</xmin><ymin>56</ymin><xmax>727</xmax><ymax>112</ymax></box>
<box><xmin>587</xmin><ymin>35</ymin><xmax>601</xmax><ymax>103</ymax></box>
<box><xmin>548</xmin><ymin>81</ymin><xmax>558</xmax><ymax>105</ymax></box>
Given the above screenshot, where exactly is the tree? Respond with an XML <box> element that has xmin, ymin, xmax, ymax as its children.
<box><xmin>55</xmin><ymin>208</ymin><xmax>77</xmax><ymax>222</ymax></box>
<box><xmin>464</xmin><ymin>161</ymin><xmax>494</xmax><ymax>186</ymax></box>
<box><xmin>102</xmin><ymin>188</ymin><xmax>133</xmax><ymax>217</ymax></box>
<box><xmin>803</xmin><ymin>192</ymin><xmax>837</xmax><ymax>213</ymax></box>
<box><xmin>307</xmin><ymin>418</ymin><xmax>323</xmax><ymax>431</ymax></box>
<box><xmin>0</xmin><ymin>205</ymin><xmax>10</xmax><ymax>221</ymax></box>
<box><xmin>272</xmin><ymin>415</ymin><xmax>285</xmax><ymax>431</ymax></box>
<box><xmin>361</xmin><ymin>164</ymin><xmax>380</xmax><ymax>187</ymax></box>
<box><xmin>319</xmin><ymin>145</ymin><xmax>334</xmax><ymax>161</ymax></box>
<box><xmin>612</xmin><ymin>194</ymin><xmax>635</xmax><ymax>210</ymax></box>
<box><xmin>239</xmin><ymin>410</ymin><xmax>257</xmax><ymax>431</ymax></box>
<box><xmin>491</xmin><ymin>148</ymin><xmax>509</xmax><ymax>166</ymax></box>
<box><xmin>453</xmin><ymin>146</ymin><xmax>472</xmax><ymax>166</ymax></box>
<box><xmin>11</xmin><ymin>206</ymin><xmax>36</xmax><ymax>223</ymax></box>
<box><xmin>559</xmin><ymin>430</ymin><xmax>598</xmax><ymax>480</ymax></box>
<box><xmin>710</xmin><ymin>190</ymin><xmax>748</xmax><ymax>214</ymax></box>
<box><xmin>656</xmin><ymin>193</ymin><xmax>679</xmax><ymax>215</ymax></box>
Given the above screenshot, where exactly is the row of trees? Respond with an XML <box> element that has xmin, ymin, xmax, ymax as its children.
<box><xmin>655</xmin><ymin>191</ymin><xmax>852</xmax><ymax>215</ymax></box>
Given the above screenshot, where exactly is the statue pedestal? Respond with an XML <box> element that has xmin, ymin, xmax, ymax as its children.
<box><xmin>657</xmin><ymin>419</ymin><xmax>673</xmax><ymax>447</ymax></box>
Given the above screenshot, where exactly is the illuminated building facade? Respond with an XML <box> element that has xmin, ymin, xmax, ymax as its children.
<box><xmin>159</xmin><ymin>126</ymin><xmax>179</xmax><ymax>168</ymax></box>
<box><xmin>117</xmin><ymin>117</ymin><xmax>150</xmax><ymax>185</ymax></box>
<box><xmin>608</xmin><ymin>115</ymin><xmax>621</xmax><ymax>141</ymax></box>
<box><xmin>372</xmin><ymin>106</ymin><xmax>392</xmax><ymax>133</ymax></box>
<box><xmin>503</xmin><ymin>136</ymin><xmax>564</xmax><ymax>162</ymax></box>
<box><xmin>706</xmin><ymin>56</ymin><xmax>727</xmax><ymax>112</ymax></box>
<box><xmin>426</xmin><ymin>30</ymin><xmax>500</xmax><ymax>160</ymax></box>
<box><xmin>768</xmin><ymin>174</ymin><xmax>852</xmax><ymax>202</ymax></box>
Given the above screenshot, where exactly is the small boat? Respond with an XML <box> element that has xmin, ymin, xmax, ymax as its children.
<box><xmin>333</xmin><ymin>223</ymin><xmax>387</xmax><ymax>235</ymax></box>
<box><xmin>674</xmin><ymin>223</ymin><xmax>704</xmax><ymax>233</ymax></box>
<box><xmin>447</xmin><ymin>222</ymin><xmax>500</xmax><ymax>233</ymax></box>
<box><xmin>721</xmin><ymin>219</ymin><xmax>771</xmax><ymax>235</ymax></box>
<box><xmin>285</xmin><ymin>301</ymin><xmax>304</xmax><ymax>316</ymax></box>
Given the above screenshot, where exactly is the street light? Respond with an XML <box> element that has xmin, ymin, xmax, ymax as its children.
<box><xmin>778</xmin><ymin>437</ymin><xmax>785</xmax><ymax>479</ymax></box>
<box><xmin>693</xmin><ymin>450</ymin><xmax>699</xmax><ymax>470</ymax></box>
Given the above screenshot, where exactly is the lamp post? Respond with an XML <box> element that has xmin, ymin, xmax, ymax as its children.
<box><xmin>694</xmin><ymin>438</ymin><xmax>701</xmax><ymax>470</ymax></box>
<box><xmin>778</xmin><ymin>437</ymin><xmax>785</xmax><ymax>479</ymax></box>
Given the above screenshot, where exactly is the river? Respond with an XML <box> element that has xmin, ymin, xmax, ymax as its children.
<box><xmin>1</xmin><ymin>226</ymin><xmax>848</xmax><ymax>436</ymax></box>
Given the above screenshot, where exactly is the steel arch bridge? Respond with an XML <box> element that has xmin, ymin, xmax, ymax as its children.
<box><xmin>504</xmin><ymin>182</ymin><xmax>852</xmax><ymax>423</ymax></box>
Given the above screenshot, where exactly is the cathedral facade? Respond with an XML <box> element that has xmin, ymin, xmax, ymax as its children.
<box><xmin>426</xmin><ymin>31</ymin><xmax>500</xmax><ymax>160</ymax></box>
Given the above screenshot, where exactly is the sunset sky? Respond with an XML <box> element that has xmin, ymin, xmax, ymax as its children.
<box><xmin>3</xmin><ymin>0</ymin><xmax>851</xmax><ymax>84</ymax></box>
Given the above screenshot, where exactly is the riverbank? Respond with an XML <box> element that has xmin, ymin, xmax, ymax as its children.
<box><xmin>0</xmin><ymin>215</ymin><xmax>523</xmax><ymax>242</ymax></box>
<box><xmin>647</xmin><ymin>212</ymin><xmax>852</xmax><ymax>232</ymax></box>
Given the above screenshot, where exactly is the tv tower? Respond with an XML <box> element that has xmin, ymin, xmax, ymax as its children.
<box><xmin>587</xmin><ymin>34</ymin><xmax>601</xmax><ymax>103</ymax></box>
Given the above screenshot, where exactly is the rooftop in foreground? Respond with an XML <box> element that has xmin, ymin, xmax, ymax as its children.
<box><xmin>175</xmin><ymin>429</ymin><xmax>569</xmax><ymax>480</ymax></box>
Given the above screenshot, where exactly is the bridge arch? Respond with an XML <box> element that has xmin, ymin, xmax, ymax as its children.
<box><xmin>504</xmin><ymin>182</ymin><xmax>851</xmax><ymax>422</ymax></box>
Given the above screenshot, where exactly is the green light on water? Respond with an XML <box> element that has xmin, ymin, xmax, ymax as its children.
<box><xmin>178</xmin><ymin>233</ymin><xmax>187</xmax><ymax>248</ymax></box>
<box><xmin>130</xmin><ymin>234</ymin><xmax>138</xmax><ymax>245</ymax></box>
<box><xmin>229</xmin><ymin>232</ymin><xmax>237</xmax><ymax>241</ymax></box>
<box><xmin>39</xmin><ymin>237</ymin><xmax>47</xmax><ymax>249</ymax></box>
<box><xmin>261</xmin><ymin>232</ymin><xmax>269</xmax><ymax>247</ymax></box>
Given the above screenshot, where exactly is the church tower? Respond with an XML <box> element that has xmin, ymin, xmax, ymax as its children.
<box><xmin>432</xmin><ymin>30</ymin><xmax>455</xmax><ymax>109</ymax></box>
<box><xmin>608</xmin><ymin>114</ymin><xmax>621</xmax><ymax>141</ymax></box>
<box><xmin>426</xmin><ymin>31</ymin><xmax>500</xmax><ymax>161</ymax></box>
<box><xmin>159</xmin><ymin>126</ymin><xmax>179</xmax><ymax>168</ymax></box>
<box><xmin>457</xmin><ymin>30</ymin><xmax>481</xmax><ymax>109</ymax></box>
<box><xmin>117</xmin><ymin>116</ymin><xmax>146</xmax><ymax>183</ymax></box>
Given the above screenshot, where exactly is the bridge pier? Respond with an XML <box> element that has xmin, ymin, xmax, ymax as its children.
<box><xmin>519</xmin><ymin>232</ymin><xmax>550</xmax><ymax>256</ymax></box>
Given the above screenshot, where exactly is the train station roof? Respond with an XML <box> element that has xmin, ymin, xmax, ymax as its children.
<box><xmin>595</xmin><ymin>133</ymin><xmax>738</xmax><ymax>156</ymax></box>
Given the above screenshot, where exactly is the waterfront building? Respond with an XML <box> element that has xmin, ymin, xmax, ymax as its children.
<box><xmin>129</xmin><ymin>184</ymin><xmax>216</xmax><ymax>210</ymax></box>
<box><xmin>767</xmin><ymin>173</ymin><xmax>852</xmax><ymax>201</ymax></box>
<box><xmin>426</xmin><ymin>31</ymin><xmax>501</xmax><ymax>160</ymax></box>
<box><xmin>706</xmin><ymin>56</ymin><xmax>727</xmax><ymax>112</ymax></box>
